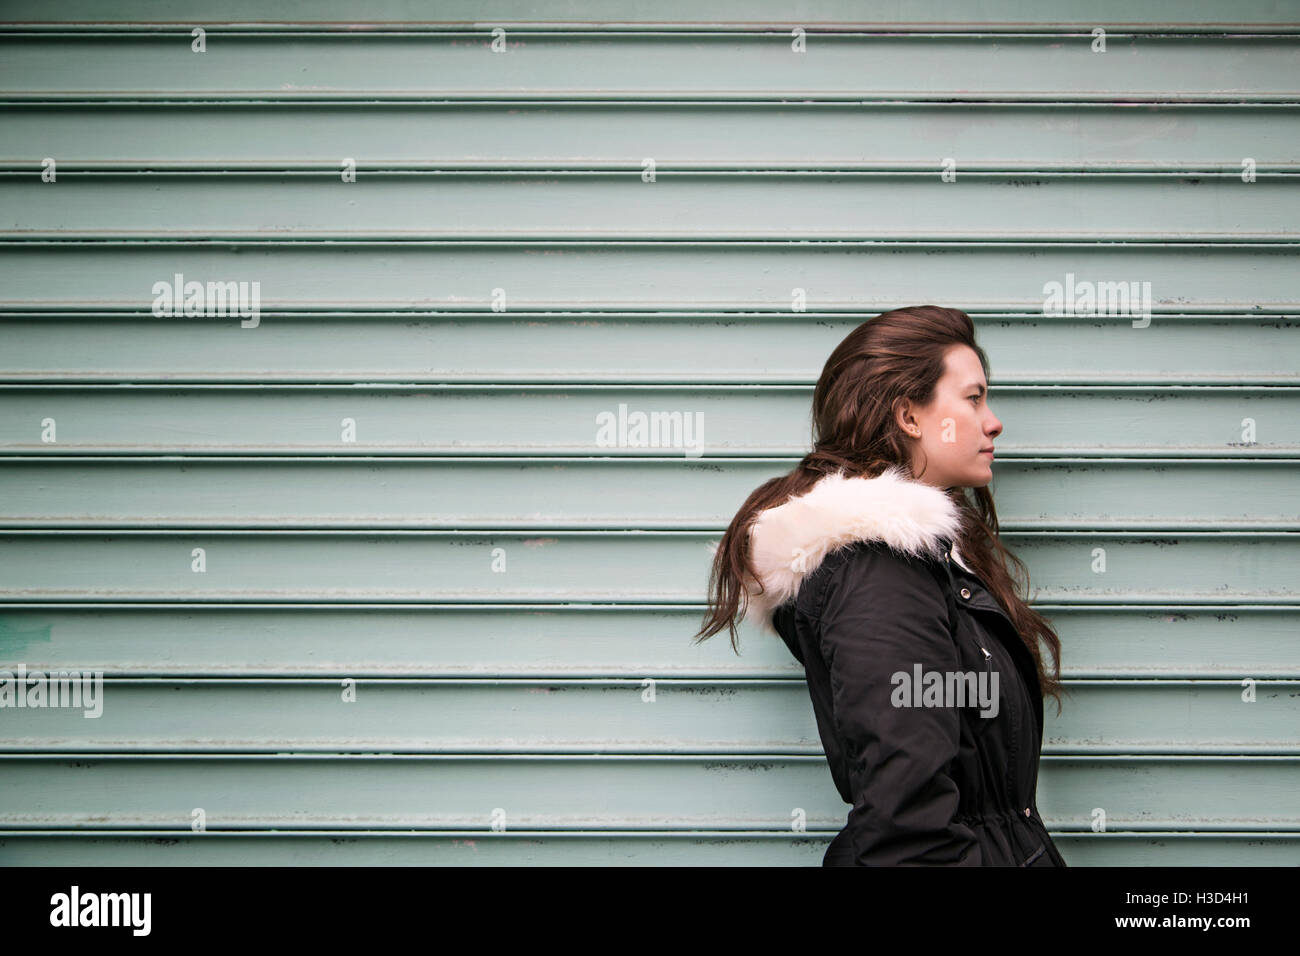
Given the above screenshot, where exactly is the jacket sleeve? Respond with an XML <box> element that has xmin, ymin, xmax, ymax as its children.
<box><xmin>815</xmin><ymin>544</ymin><xmax>983</xmax><ymax>865</ymax></box>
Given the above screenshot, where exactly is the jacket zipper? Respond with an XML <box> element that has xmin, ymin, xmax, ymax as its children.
<box><xmin>957</xmin><ymin>566</ymin><xmax>1055</xmax><ymax>863</ymax></box>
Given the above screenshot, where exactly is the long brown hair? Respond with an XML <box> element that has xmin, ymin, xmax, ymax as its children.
<box><xmin>693</xmin><ymin>305</ymin><xmax>1065</xmax><ymax>713</ymax></box>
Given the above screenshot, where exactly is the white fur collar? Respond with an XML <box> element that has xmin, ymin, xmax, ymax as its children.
<box><xmin>741</xmin><ymin>466</ymin><xmax>971</xmax><ymax>635</ymax></box>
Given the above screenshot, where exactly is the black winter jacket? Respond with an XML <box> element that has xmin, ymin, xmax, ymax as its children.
<box><xmin>743</xmin><ymin>466</ymin><xmax>1067</xmax><ymax>867</ymax></box>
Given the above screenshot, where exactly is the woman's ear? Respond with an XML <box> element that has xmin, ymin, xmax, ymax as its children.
<box><xmin>894</xmin><ymin>398</ymin><xmax>920</xmax><ymax>438</ymax></box>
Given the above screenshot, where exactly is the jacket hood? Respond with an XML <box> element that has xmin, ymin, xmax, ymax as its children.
<box><xmin>740</xmin><ymin>465</ymin><xmax>971</xmax><ymax>637</ymax></box>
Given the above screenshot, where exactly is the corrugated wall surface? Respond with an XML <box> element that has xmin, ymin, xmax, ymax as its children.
<box><xmin>1</xmin><ymin>1</ymin><xmax>1297</xmax><ymax>865</ymax></box>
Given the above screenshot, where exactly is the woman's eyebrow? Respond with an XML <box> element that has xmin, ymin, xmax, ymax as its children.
<box><xmin>966</xmin><ymin>383</ymin><xmax>987</xmax><ymax>395</ymax></box>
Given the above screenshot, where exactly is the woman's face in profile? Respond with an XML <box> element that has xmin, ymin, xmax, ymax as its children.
<box><xmin>901</xmin><ymin>344</ymin><xmax>1003</xmax><ymax>490</ymax></box>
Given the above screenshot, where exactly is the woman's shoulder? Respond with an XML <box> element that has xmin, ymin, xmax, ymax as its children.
<box><xmin>796</xmin><ymin>539</ymin><xmax>949</xmax><ymax>619</ymax></box>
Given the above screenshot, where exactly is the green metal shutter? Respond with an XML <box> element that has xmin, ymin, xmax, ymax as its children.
<box><xmin>0</xmin><ymin>1</ymin><xmax>1297</xmax><ymax>865</ymax></box>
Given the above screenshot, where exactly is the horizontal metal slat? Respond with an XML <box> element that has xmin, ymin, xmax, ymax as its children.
<box><xmin>1</xmin><ymin>603</ymin><xmax>1296</xmax><ymax>679</ymax></box>
<box><xmin>6</xmin><ymin>0</ymin><xmax>1299</xmax><ymax>31</ymax></box>
<box><xmin>5</xmin><ymin>0</ymin><xmax>1298</xmax><ymax>31</ymax></box>
<box><xmin>0</xmin><ymin>458</ymin><xmax>1296</xmax><ymax>529</ymax></box>
<box><xmin>1</xmin><ymin>314</ymin><xmax>1297</xmax><ymax>385</ymax></box>
<box><xmin>0</xmin><ymin>530</ymin><xmax>1296</xmax><ymax>603</ymax></box>
<box><xmin>0</xmin><ymin>830</ymin><xmax>829</xmax><ymax>866</ymax></box>
<box><xmin>1041</xmin><ymin>833</ymin><xmax>1300</xmax><ymax>866</ymax></box>
<box><xmin>4</xmin><ymin>105</ymin><xmax>1297</xmax><ymax>170</ymax></box>
<box><xmin>0</xmin><ymin>755</ymin><xmax>1292</xmax><ymax>831</ymax></box>
<box><xmin>0</xmin><ymin>678</ymin><xmax>1294</xmax><ymax>754</ymax></box>
<box><xmin>5</xmin><ymin>172</ymin><xmax>1298</xmax><ymax>240</ymax></box>
<box><xmin>0</xmin><ymin>385</ymin><xmax>1296</xmax><ymax>456</ymax></box>
<box><xmin>2</xmin><ymin>35</ymin><xmax>1297</xmax><ymax>102</ymax></box>
<box><xmin>1</xmin><ymin>242</ymin><xmax>1295</xmax><ymax>312</ymax></box>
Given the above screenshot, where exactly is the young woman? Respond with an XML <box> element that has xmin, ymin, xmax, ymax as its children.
<box><xmin>695</xmin><ymin>305</ymin><xmax>1068</xmax><ymax>866</ymax></box>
